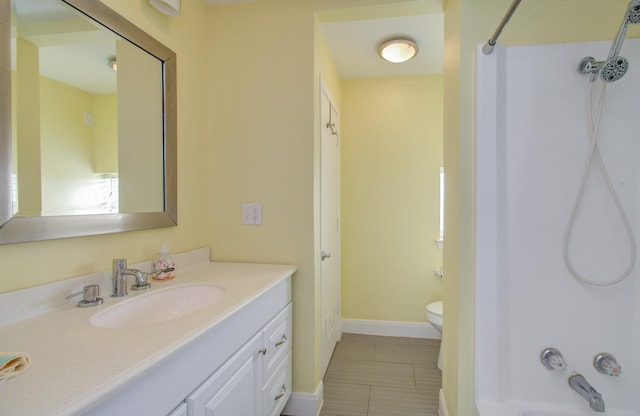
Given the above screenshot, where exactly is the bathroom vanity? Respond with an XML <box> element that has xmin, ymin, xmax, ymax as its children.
<box><xmin>0</xmin><ymin>252</ymin><xmax>295</xmax><ymax>416</ymax></box>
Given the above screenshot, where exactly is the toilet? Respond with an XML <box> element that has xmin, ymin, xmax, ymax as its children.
<box><xmin>426</xmin><ymin>301</ymin><xmax>443</xmax><ymax>370</ymax></box>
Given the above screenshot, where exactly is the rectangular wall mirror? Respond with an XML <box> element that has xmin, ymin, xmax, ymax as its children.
<box><xmin>0</xmin><ymin>0</ymin><xmax>177</xmax><ymax>244</ymax></box>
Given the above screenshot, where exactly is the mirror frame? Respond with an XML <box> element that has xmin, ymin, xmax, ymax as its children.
<box><xmin>0</xmin><ymin>0</ymin><xmax>177</xmax><ymax>245</ymax></box>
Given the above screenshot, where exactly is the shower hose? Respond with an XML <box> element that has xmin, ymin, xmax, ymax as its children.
<box><xmin>562</xmin><ymin>81</ymin><xmax>637</xmax><ymax>286</ymax></box>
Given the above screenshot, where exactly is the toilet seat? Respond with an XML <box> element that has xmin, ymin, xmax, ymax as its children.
<box><xmin>427</xmin><ymin>301</ymin><xmax>442</xmax><ymax>317</ymax></box>
<box><xmin>426</xmin><ymin>301</ymin><xmax>443</xmax><ymax>330</ymax></box>
<box><xmin>426</xmin><ymin>301</ymin><xmax>443</xmax><ymax>370</ymax></box>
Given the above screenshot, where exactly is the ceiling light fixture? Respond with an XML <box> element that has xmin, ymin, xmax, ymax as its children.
<box><xmin>378</xmin><ymin>38</ymin><xmax>419</xmax><ymax>63</ymax></box>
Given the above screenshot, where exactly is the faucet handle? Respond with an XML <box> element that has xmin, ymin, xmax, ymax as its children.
<box><xmin>594</xmin><ymin>353</ymin><xmax>621</xmax><ymax>376</ymax></box>
<box><xmin>66</xmin><ymin>284</ymin><xmax>104</xmax><ymax>308</ymax></box>
<box><xmin>541</xmin><ymin>347</ymin><xmax>567</xmax><ymax>370</ymax></box>
<box><xmin>131</xmin><ymin>272</ymin><xmax>152</xmax><ymax>291</ymax></box>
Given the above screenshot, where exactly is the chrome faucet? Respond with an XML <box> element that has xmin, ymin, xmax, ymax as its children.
<box><xmin>111</xmin><ymin>258</ymin><xmax>151</xmax><ymax>297</ymax></box>
<box><xmin>568</xmin><ymin>373</ymin><xmax>605</xmax><ymax>413</ymax></box>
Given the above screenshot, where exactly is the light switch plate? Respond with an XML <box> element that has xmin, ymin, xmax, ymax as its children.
<box><xmin>242</xmin><ymin>203</ymin><xmax>262</xmax><ymax>225</ymax></box>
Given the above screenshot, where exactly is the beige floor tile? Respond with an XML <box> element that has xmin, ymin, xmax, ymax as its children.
<box><xmin>414</xmin><ymin>364</ymin><xmax>442</xmax><ymax>391</ymax></box>
<box><xmin>368</xmin><ymin>386</ymin><xmax>439</xmax><ymax>416</ymax></box>
<box><xmin>374</xmin><ymin>343</ymin><xmax>434</xmax><ymax>365</ymax></box>
<box><xmin>325</xmin><ymin>359</ymin><xmax>415</xmax><ymax>387</ymax></box>
<box><xmin>322</xmin><ymin>334</ymin><xmax>443</xmax><ymax>415</ymax></box>
<box><xmin>331</xmin><ymin>341</ymin><xmax>375</xmax><ymax>362</ymax></box>
<box><xmin>321</xmin><ymin>382</ymin><xmax>370</xmax><ymax>416</ymax></box>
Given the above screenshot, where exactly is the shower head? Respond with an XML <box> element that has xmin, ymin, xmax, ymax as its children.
<box><xmin>601</xmin><ymin>56</ymin><xmax>629</xmax><ymax>82</ymax></box>
<box><xmin>578</xmin><ymin>56</ymin><xmax>629</xmax><ymax>82</ymax></box>
<box><xmin>608</xmin><ymin>0</ymin><xmax>640</xmax><ymax>60</ymax></box>
<box><xmin>625</xmin><ymin>0</ymin><xmax>640</xmax><ymax>23</ymax></box>
<box><xmin>578</xmin><ymin>0</ymin><xmax>640</xmax><ymax>82</ymax></box>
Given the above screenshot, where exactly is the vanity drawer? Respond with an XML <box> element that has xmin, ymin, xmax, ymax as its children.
<box><xmin>263</xmin><ymin>351</ymin><xmax>292</xmax><ymax>416</ymax></box>
<box><xmin>262</xmin><ymin>302</ymin><xmax>292</xmax><ymax>375</ymax></box>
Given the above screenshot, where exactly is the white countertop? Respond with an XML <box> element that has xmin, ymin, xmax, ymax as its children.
<box><xmin>0</xmin><ymin>260</ymin><xmax>296</xmax><ymax>416</ymax></box>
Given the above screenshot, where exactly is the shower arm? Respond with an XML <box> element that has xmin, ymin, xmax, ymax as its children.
<box><xmin>608</xmin><ymin>16</ymin><xmax>630</xmax><ymax>60</ymax></box>
<box><xmin>482</xmin><ymin>0</ymin><xmax>523</xmax><ymax>55</ymax></box>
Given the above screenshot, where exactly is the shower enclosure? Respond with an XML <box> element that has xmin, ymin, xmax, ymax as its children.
<box><xmin>474</xmin><ymin>38</ymin><xmax>640</xmax><ymax>415</ymax></box>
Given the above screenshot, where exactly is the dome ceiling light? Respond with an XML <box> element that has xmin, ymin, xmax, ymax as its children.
<box><xmin>377</xmin><ymin>38</ymin><xmax>419</xmax><ymax>63</ymax></box>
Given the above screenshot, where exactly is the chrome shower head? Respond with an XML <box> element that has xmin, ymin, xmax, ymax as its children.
<box><xmin>579</xmin><ymin>56</ymin><xmax>629</xmax><ymax>83</ymax></box>
<box><xmin>626</xmin><ymin>0</ymin><xmax>640</xmax><ymax>24</ymax></box>
<box><xmin>601</xmin><ymin>56</ymin><xmax>629</xmax><ymax>82</ymax></box>
<box><xmin>579</xmin><ymin>0</ymin><xmax>640</xmax><ymax>82</ymax></box>
<box><xmin>608</xmin><ymin>0</ymin><xmax>640</xmax><ymax>59</ymax></box>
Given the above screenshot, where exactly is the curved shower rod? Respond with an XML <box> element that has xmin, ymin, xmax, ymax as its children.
<box><xmin>482</xmin><ymin>0</ymin><xmax>523</xmax><ymax>55</ymax></box>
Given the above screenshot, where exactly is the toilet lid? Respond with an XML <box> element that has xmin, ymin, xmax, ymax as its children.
<box><xmin>427</xmin><ymin>301</ymin><xmax>443</xmax><ymax>316</ymax></box>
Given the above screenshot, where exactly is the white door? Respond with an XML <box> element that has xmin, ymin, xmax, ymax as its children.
<box><xmin>320</xmin><ymin>82</ymin><xmax>341</xmax><ymax>377</ymax></box>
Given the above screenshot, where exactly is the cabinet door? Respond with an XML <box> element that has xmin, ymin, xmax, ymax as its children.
<box><xmin>168</xmin><ymin>402</ymin><xmax>188</xmax><ymax>416</ymax></box>
<box><xmin>187</xmin><ymin>333</ymin><xmax>262</xmax><ymax>416</ymax></box>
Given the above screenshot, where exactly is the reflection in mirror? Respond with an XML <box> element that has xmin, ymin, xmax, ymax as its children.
<box><xmin>0</xmin><ymin>0</ymin><xmax>177</xmax><ymax>244</ymax></box>
<box><xmin>11</xmin><ymin>0</ymin><xmax>163</xmax><ymax>216</ymax></box>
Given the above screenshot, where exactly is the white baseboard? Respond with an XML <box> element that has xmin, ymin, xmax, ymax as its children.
<box><xmin>439</xmin><ymin>389</ymin><xmax>448</xmax><ymax>416</ymax></box>
<box><xmin>341</xmin><ymin>319</ymin><xmax>441</xmax><ymax>339</ymax></box>
<box><xmin>281</xmin><ymin>381</ymin><xmax>323</xmax><ymax>416</ymax></box>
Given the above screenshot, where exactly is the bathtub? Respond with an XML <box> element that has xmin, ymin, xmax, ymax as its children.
<box><xmin>477</xmin><ymin>401</ymin><xmax>640</xmax><ymax>416</ymax></box>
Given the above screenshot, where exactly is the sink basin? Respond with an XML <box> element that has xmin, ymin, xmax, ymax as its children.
<box><xmin>90</xmin><ymin>283</ymin><xmax>226</xmax><ymax>328</ymax></box>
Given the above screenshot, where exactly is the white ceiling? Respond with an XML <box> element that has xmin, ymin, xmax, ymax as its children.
<box><xmin>320</xmin><ymin>13</ymin><xmax>443</xmax><ymax>79</ymax></box>
<box><xmin>13</xmin><ymin>0</ymin><xmax>117</xmax><ymax>94</ymax></box>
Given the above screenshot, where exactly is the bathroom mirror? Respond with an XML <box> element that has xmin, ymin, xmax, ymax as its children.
<box><xmin>0</xmin><ymin>0</ymin><xmax>177</xmax><ymax>244</ymax></box>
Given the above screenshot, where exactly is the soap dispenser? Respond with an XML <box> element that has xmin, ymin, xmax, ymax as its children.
<box><xmin>152</xmin><ymin>243</ymin><xmax>175</xmax><ymax>281</ymax></box>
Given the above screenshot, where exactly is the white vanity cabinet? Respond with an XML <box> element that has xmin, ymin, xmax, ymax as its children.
<box><xmin>186</xmin><ymin>303</ymin><xmax>292</xmax><ymax>416</ymax></box>
<box><xmin>81</xmin><ymin>268</ymin><xmax>294</xmax><ymax>416</ymax></box>
<box><xmin>0</xmin><ymin>259</ymin><xmax>297</xmax><ymax>416</ymax></box>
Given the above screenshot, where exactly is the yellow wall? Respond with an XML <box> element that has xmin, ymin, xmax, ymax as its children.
<box><xmin>206</xmin><ymin>0</ymin><xmax>427</xmax><ymax>396</ymax></box>
<box><xmin>208</xmin><ymin>0</ymin><xmax>320</xmax><ymax>394</ymax></box>
<box><xmin>15</xmin><ymin>38</ymin><xmax>41</xmax><ymax>217</ymax></box>
<box><xmin>117</xmin><ymin>39</ymin><xmax>164</xmax><ymax>213</ymax></box>
<box><xmin>0</xmin><ymin>0</ymin><xmax>210</xmax><ymax>293</ymax></box>
<box><xmin>341</xmin><ymin>75</ymin><xmax>443</xmax><ymax>322</ymax></box>
<box><xmin>442</xmin><ymin>1</ymin><xmax>635</xmax><ymax>415</ymax></box>
<box><xmin>92</xmin><ymin>93</ymin><xmax>118</xmax><ymax>174</ymax></box>
<box><xmin>39</xmin><ymin>76</ymin><xmax>94</xmax><ymax>216</ymax></box>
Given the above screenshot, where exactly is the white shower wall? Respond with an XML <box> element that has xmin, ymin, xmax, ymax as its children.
<box><xmin>475</xmin><ymin>40</ymin><xmax>640</xmax><ymax>413</ymax></box>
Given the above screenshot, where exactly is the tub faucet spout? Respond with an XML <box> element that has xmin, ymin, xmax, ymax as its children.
<box><xmin>568</xmin><ymin>373</ymin><xmax>605</xmax><ymax>413</ymax></box>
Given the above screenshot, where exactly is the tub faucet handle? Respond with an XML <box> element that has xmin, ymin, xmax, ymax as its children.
<box><xmin>594</xmin><ymin>353</ymin><xmax>621</xmax><ymax>376</ymax></box>
<box><xmin>541</xmin><ymin>347</ymin><xmax>567</xmax><ymax>370</ymax></box>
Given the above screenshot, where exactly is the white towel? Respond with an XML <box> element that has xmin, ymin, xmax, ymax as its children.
<box><xmin>0</xmin><ymin>353</ymin><xmax>30</xmax><ymax>381</ymax></box>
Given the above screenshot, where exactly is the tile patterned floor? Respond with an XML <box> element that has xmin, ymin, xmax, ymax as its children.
<box><xmin>319</xmin><ymin>334</ymin><xmax>441</xmax><ymax>416</ymax></box>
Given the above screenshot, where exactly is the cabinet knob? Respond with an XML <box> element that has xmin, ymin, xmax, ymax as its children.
<box><xmin>274</xmin><ymin>384</ymin><xmax>287</xmax><ymax>401</ymax></box>
<box><xmin>258</xmin><ymin>348</ymin><xmax>267</xmax><ymax>355</ymax></box>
